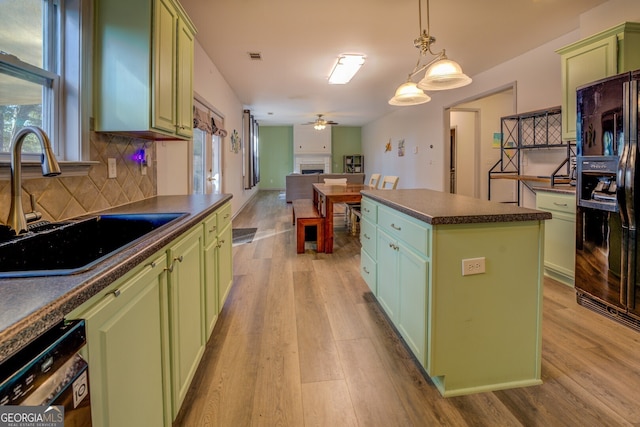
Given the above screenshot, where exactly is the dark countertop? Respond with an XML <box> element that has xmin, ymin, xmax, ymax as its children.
<box><xmin>532</xmin><ymin>185</ymin><xmax>577</xmax><ymax>195</ymax></box>
<box><xmin>361</xmin><ymin>189</ymin><xmax>551</xmax><ymax>225</ymax></box>
<box><xmin>0</xmin><ymin>194</ymin><xmax>232</xmax><ymax>364</ymax></box>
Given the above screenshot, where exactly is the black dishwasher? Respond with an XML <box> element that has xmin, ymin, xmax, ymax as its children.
<box><xmin>0</xmin><ymin>319</ymin><xmax>92</xmax><ymax>426</ymax></box>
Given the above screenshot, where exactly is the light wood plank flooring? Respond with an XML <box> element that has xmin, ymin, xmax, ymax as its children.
<box><xmin>174</xmin><ymin>190</ymin><xmax>640</xmax><ymax>426</ymax></box>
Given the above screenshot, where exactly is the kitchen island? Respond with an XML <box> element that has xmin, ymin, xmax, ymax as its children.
<box><xmin>359</xmin><ymin>189</ymin><xmax>550</xmax><ymax>397</ymax></box>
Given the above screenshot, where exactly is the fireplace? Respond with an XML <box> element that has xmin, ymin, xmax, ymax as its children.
<box><xmin>294</xmin><ymin>155</ymin><xmax>331</xmax><ymax>174</ymax></box>
<box><xmin>300</xmin><ymin>164</ymin><xmax>325</xmax><ymax>174</ymax></box>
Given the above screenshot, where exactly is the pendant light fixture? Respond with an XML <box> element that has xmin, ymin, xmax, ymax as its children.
<box><xmin>389</xmin><ymin>0</ymin><xmax>471</xmax><ymax>106</ymax></box>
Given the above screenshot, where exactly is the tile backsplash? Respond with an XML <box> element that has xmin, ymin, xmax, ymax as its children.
<box><xmin>0</xmin><ymin>132</ymin><xmax>157</xmax><ymax>224</ymax></box>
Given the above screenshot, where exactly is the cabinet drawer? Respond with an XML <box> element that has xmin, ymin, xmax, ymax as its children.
<box><xmin>203</xmin><ymin>213</ymin><xmax>218</xmax><ymax>247</ymax></box>
<box><xmin>360</xmin><ymin>249</ymin><xmax>377</xmax><ymax>294</ymax></box>
<box><xmin>360</xmin><ymin>217</ymin><xmax>376</xmax><ymax>258</ymax></box>
<box><xmin>217</xmin><ymin>203</ymin><xmax>232</xmax><ymax>231</ymax></box>
<box><xmin>378</xmin><ymin>206</ymin><xmax>430</xmax><ymax>257</ymax></box>
<box><xmin>361</xmin><ymin>198</ymin><xmax>377</xmax><ymax>222</ymax></box>
<box><xmin>536</xmin><ymin>191</ymin><xmax>576</xmax><ymax>215</ymax></box>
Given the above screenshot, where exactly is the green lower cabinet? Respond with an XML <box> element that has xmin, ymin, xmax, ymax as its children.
<box><xmin>66</xmin><ymin>203</ymin><xmax>234</xmax><ymax>424</ymax></box>
<box><xmin>217</xmin><ymin>223</ymin><xmax>233</xmax><ymax>309</ymax></box>
<box><xmin>203</xmin><ymin>211</ymin><xmax>219</xmax><ymax>338</ymax></box>
<box><xmin>376</xmin><ymin>228</ymin><xmax>428</xmax><ymax>364</ymax></box>
<box><xmin>376</xmin><ymin>229</ymin><xmax>400</xmax><ymax>320</ymax></box>
<box><xmin>536</xmin><ymin>191</ymin><xmax>576</xmax><ymax>286</ymax></box>
<box><xmin>69</xmin><ymin>254</ymin><xmax>171</xmax><ymax>427</ymax></box>
<box><xmin>396</xmin><ymin>245</ymin><xmax>428</xmax><ymax>365</ymax></box>
<box><xmin>167</xmin><ymin>225</ymin><xmax>206</xmax><ymax>418</ymax></box>
<box><xmin>203</xmin><ymin>232</ymin><xmax>219</xmax><ymax>338</ymax></box>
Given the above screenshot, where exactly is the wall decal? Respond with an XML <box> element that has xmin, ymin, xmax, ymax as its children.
<box><xmin>231</xmin><ymin>129</ymin><xmax>240</xmax><ymax>153</ymax></box>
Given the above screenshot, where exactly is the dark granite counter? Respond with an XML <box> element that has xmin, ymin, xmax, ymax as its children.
<box><xmin>361</xmin><ymin>189</ymin><xmax>551</xmax><ymax>225</ymax></box>
<box><xmin>0</xmin><ymin>194</ymin><xmax>232</xmax><ymax>364</ymax></box>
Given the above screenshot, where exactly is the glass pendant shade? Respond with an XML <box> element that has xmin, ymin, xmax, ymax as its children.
<box><xmin>417</xmin><ymin>58</ymin><xmax>472</xmax><ymax>91</ymax></box>
<box><xmin>388</xmin><ymin>81</ymin><xmax>431</xmax><ymax>106</ymax></box>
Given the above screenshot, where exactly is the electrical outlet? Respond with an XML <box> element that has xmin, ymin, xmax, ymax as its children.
<box><xmin>108</xmin><ymin>158</ymin><xmax>117</xmax><ymax>178</ymax></box>
<box><xmin>462</xmin><ymin>257</ymin><xmax>486</xmax><ymax>276</ymax></box>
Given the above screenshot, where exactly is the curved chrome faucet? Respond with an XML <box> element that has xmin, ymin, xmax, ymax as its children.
<box><xmin>7</xmin><ymin>126</ymin><xmax>61</xmax><ymax>234</ymax></box>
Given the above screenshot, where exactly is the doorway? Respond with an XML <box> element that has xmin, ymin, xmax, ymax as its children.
<box><xmin>193</xmin><ymin>98</ymin><xmax>223</xmax><ymax>195</ymax></box>
<box><xmin>446</xmin><ymin>85</ymin><xmax>516</xmax><ymax>200</ymax></box>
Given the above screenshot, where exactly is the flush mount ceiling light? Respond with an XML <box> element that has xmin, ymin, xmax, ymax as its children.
<box><xmin>389</xmin><ymin>0</ymin><xmax>471</xmax><ymax>106</ymax></box>
<box><xmin>328</xmin><ymin>54</ymin><xmax>366</xmax><ymax>84</ymax></box>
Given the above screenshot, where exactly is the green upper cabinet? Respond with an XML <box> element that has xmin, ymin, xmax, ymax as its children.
<box><xmin>557</xmin><ymin>22</ymin><xmax>640</xmax><ymax>141</ymax></box>
<box><xmin>94</xmin><ymin>0</ymin><xmax>196</xmax><ymax>140</ymax></box>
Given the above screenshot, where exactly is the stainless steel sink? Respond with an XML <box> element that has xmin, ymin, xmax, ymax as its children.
<box><xmin>0</xmin><ymin>212</ymin><xmax>186</xmax><ymax>278</ymax></box>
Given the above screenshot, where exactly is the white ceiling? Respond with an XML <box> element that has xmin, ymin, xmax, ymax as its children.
<box><xmin>180</xmin><ymin>0</ymin><xmax>608</xmax><ymax>127</ymax></box>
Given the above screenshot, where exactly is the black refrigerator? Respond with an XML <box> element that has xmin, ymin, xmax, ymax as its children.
<box><xmin>575</xmin><ymin>69</ymin><xmax>640</xmax><ymax>330</ymax></box>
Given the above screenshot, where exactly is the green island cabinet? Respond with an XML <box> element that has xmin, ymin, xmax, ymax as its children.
<box><xmin>94</xmin><ymin>0</ymin><xmax>196</xmax><ymax>140</ymax></box>
<box><xmin>68</xmin><ymin>202</ymin><xmax>233</xmax><ymax>426</ymax></box>
<box><xmin>535</xmin><ymin>190</ymin><xmax>576</xmax><ymax>287</ymax></box>
<box><xmin>360</xmin><ymin>194</ymin><xmax>544</xmax><ymax>397</ymax></box>
<box><xmin>556</xmin><ymin>22</ymin><xmax>640</xmax><ymax>141</ymax></box>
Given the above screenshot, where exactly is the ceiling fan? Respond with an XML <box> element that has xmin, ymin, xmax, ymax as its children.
<box><xmin>303</xmin><ymin>114</ymin><xmax>338</xmax><ymax>130</ymax></box>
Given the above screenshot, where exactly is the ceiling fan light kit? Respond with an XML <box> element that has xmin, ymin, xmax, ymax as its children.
<box><xmin>328</xmin><ymin>54</ymin><xmax>366</xmax><ymax>84</ymax></box>
<box><xmin>389</xmin><ymin>0</ymin><xmax>472</xmax><ymax>106</ymax></box>
<box><xmin>304</xmin><ymin>114</ymin><xmax>338</xmax><ymax>131</ymax></box>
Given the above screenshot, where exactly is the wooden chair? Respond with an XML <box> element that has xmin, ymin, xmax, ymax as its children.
<box><xmin>347</xmin><ymin>173</ymin><xmax>381</xmax><ymax>235</ymax></box>
<box><xmin>367</xmin><ymin>173</ymin><xmax>381</xmax><ymax>189</ymax></box>
<box><xmin>380</xmin><ymin>175</ymin><xmax>399</xmax><ymax>189</ymax></box>
<box><xmin>323</xmin><ymin>178</ymin><xmax>348</xmax><ymax>225</ymax></box>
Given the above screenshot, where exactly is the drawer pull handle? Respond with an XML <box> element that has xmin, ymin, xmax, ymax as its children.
<box><xmin>209</xmin><ymin>226</ymin><xmax>217</xmax><ymax>233</ymax></box>
<box><xmin>391</xmin><ymin>223</ymin><xmax>401</xmax><ymax>231</ymax></box>
<box><xmin>145</xmin><ymin>261</ymin><xmax>157</xmax><ymax>268</ymax></box>
<box><xmin>389</xmin><ymin>243</ymin><xmax>399</xmax><ymax>251</ymax></box>
<box><xmin>224</xmin><ymin>214</ymin><xmax>230</xmax><ymax>219</ymax></box>
<box><xmin>107</xmin><ymin>289</ymin><xmax>121</xmax><ymax>298</ymax></box>
<box><xmin>363</xmin><ymin>233</ymin><xmax>370</xmax><ymax>240</ymax></box>
<box><xmin>165</xmin><ymin>256</ymin><xmax>184</xmax><ymax>273</ymax></box>
<box><xmin>363</xmin><ymin>208</ymin><xmax>370</xmax><ymax>213</ymax></box>
<box><xmin>553</xmin><ymin>202</ymin><xmax>568</xmax><ymax>207</ymax></box>
<box><xmin>363</xmin><ymin>266</ymin><xmax>370</xmax><ymax>274</ymax></box>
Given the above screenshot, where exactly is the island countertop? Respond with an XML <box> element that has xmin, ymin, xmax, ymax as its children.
<box><xmin>361</xmin><ymin>188</ymin><xmax>551</xmax><ymax>225</ymax></box>
<box><xmin>0</xmin><ymin>193</ymin><xmax>232</xmax><ymax>364</ymax></box>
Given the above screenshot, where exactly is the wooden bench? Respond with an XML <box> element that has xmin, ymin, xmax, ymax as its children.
<box><xmin>292</xmin><ymin>199</ymin><xmax>324</xmax><ymax>254</ymax></box>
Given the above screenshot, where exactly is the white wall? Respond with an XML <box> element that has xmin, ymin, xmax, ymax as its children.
<box><xmin>362</xmin><ymin>1</ymin><xmax>640</xmax><ymax>203</ymax></box>
<box><xmin>192</xmin><ymin>41</ymin><xmax>259</xmax><ymax>216</ymax></box>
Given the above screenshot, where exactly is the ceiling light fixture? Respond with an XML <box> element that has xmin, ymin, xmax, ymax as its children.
<box><xmin>389</xmin><ymin>0</ymin><xmax>471</xmax><ymax>106</ymax></box>
<box><xmin>328</xmin><ymin>54</ymin><xmax>366</xmax><ymax>84</ymax></box>
<box><xmin>314</xmin><ymin>122</ymin><xmax>326</xmax><ymax>130</ymax></box>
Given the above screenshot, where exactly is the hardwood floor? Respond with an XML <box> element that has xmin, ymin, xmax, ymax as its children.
<box><xmin>174</xmin><ymin>190</ymin><xmax>640</xmax><ymax>426</ymax></box>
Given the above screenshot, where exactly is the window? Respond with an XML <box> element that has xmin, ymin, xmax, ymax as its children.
<box><xmin>0</xmin><ymin>0</ymin><xmax>90</xmax><ymax>161</ymax></box>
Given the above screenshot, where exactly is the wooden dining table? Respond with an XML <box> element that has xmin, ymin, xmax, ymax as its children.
<box><xmin>312</xmin><ymin>183</ymin><xmax>365</xmax><ymax>253</ymax></box>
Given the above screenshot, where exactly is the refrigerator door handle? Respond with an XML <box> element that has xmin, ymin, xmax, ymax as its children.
<box><xmin>618</xmin><ymin>81</ymin><xmax>631</xmax><ymax>306</ymax></box>
<box><xmin>622</xmin><ymin>79</ymin><xmax>638</xmax><ymax>308</ymax></box>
